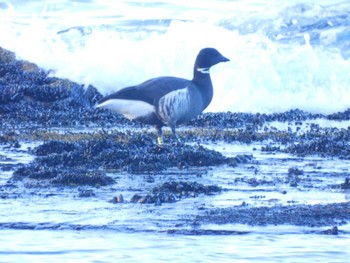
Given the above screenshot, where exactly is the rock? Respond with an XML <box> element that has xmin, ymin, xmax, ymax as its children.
<box><xmin>340</xmin><ymin>178</ymin><xmax>350</xmax><ymax>189</ymax></box>
<box><xmin>197</xmin><ymin>202</ymin><xmax>350</xmax><ymax>227</ymax></box>
<box><xmin>110</xmin><ymin>194</ymin><xmax>124</xmax><ymax>203</ymax></box>
<box><xmin>288</xmin><ymin>167</ymin><xmax>304</xmax><ymax>175</ymax></box>
<box><xmin>78</xmin><ymin>189</ymin><xmax>95</xmax><ymax>197</ymax></box>
<box><xmin>322</xmin><ymin>226</ymin><xmax>339</xmax><ymax>235</ymax></box>
<box><xmin>130</xmin><ymin>194</ymin><xmax>143</xmax><ymax>203</ymax></box>
<box><xmin>12</xmin><ymin>165</ymin><xmax>114</xmax><ymax>187</ymax></box>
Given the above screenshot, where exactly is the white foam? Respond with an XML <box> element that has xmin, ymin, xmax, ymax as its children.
<box><xmin>208</xmin><ymin>32</ymin><xmax>350</xmax><ymax>114</ymax></box>
<box><xmin>1</xmin><ymin>1</ymin><xmax>349</xmax><ymax>115</ymax></box>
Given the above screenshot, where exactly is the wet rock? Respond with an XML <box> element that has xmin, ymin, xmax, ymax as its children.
<box><xmin>12</xmin><ymin>164</ymin><xmax>114</xmax><ymax>187</ymax></box>
<box><xmin>110</xmin><ymin>194</ymin><xmax>124</xmax><ymax>203</ymax></box>
<box><xmin>246</xmin><ymin>178</ymin><xmax>260</xmax><ymax>187</ymax></box>
<box><xmin>116</xmin><ymin>194</ymin><xmax>124</xmax><ymax>203</ymax></box>
<box><xmin>289</xmin><ymin>181</ymin><xmax>298</xmax><ymax>187</ymax></box>
<box><xmin>130</xmin><ymin>194</ymin><xmax>143</xmax><ymax>203</ymax></box>
<box><xmin>137</xmin><ymin>195</ymin><xmax>152</xmax><ymax>204</ymax></box>
<box><xmin>268</xmin><ymin>109</ymin><xmax>323</xmax><ymax>122</ymax></box>
<box><xmin>249</xmin><ymin>195</ymin><xmax>266</xmax><ymax>199</ymax></box>
<box><xmin>322</xmin><ymin>226</ymin><xmax>339</xmax><ymax>235</ymax></box>
<box><xmin>34</xmin><ymin>140</ymin><xmax>77</xmax><ymax>156</ymax></box>
<box><xmin>0</xmin><ymin>47</ymin><xmax>16</xmax><ymax>64</ymax></box>
<box><xmin>78</xmin><ymin>189</ymin><xmax>95</xmax><ymax>197</ymax></box>
<box><xmin>261</xmin><ymin>145</ymin><xmax>280</xmax><ymax>152</ymax></box>
<box><xmin>340</xmin><ymin>177</ymin><xmax>350</xmax><ymax>189</ymax></box>
<box><xmin>234</xmin><ymin>176</ymin><xmax>273</xmax><ymax>187</ymax></box>
<box><xmin>23</xmin><ymin>81</ymin><xmax>71</xmax><ymax>102</ymax></box>
<box><xmin>288</xmin><ymin>167</ymin><xmax>304</xmax><ymax>175</ymax></box>
<box><xmin>286</xmin><ymin>169</ymin><xmax>301</xmax><ymax>187</ymax></box>
<box><xmin>327</xmin><ymin>109</ymin><xmax>350</xmax><ymax>120</ymax></box>
<box><xmin>0</xmin><ymin>46</ymin><xmax>128</xmax><ymax>129</ymax></box>
<box><xmin>128</xmin><ymin>181</ymin><xmax>221</xmax><ymax>205</ymax></box>
<box><xmin>189</xmin><ymin>109</ymin><xmax>323</xmax><ymax>129</ymax></box>
<box><xmin>152</xmin><ymin>181</ymin><xmax>221</xmax><ymax>197</ymax></box>
<box><xmin>51</xmin><ymin>170</ymin><xmax>114</xmax><ymax>186</ymax></box>
<box><xmin>169</xmin><ymin>145</ymin><xmax>229</xmax><ymax>167</ymax></box>
<box><xmin>197</xmin><ymin>202</ymin><xmax>350</xmax><ymax>227</ymax></box>
<box><xmin>0</xmin><ymin>132</ymin><xmax>18</xmax><ymax>144</ymax></box>
<box><xmin>284</xmin><ymin>127</ymin><xmax>350</xmax><ymax>159</ymax></box>
<box><xmin>12</xmin><ymin>165</ymin><xmax>59</xmax><ymax>180</ymax></box>
<box><xmin>332</xmin><ymin>177</ymin><xmax>350</xmax><ymax>190</ymax></box>
<box><xmin>189</xmin><ymin>112</ymin><xmax>265</xmax><ymax>129</ymax></box>
<box><xmin>129</xmin><ymin>194</ymin><xmax>153</xmax><ymax>204</ymax></box>
<box><xmin>233</xmin><ymin>154</ymin><xmax>254</xmax><ymax>164</ymax></box>
<box><xmin>13</xmin><ymin>133</ymin><xmax>237</xmax><ymax>182</ymax></box>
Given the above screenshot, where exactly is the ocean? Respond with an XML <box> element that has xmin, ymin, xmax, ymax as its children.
<box><xmin>1</xmin><ymin>0</ymin><xmax>349</xmax><ymax>114</ymax></box>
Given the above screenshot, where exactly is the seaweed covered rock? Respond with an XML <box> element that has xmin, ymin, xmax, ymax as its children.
<box><xmin>50</xmin><ymin>170</ymin><xmax>114</xmax><ymax>186</ymax></box>
<box><xmin>34</xmin><ymin>140</ymin><xmax>78</xmax><ymax>156</ymax></box>
<box><xmin>126</xmin><ymin>181</ymin><xmax>222</xmax><ymax>205</ymax></box>
<box><xmin>327</xmin><ymin>109</ymin><xmax>350</xmax><ymax>120</ymax></box>
<box><xmin>152</xmin><ymin>181</ymin><xmax>221</xmax><ymax>197</ymax></box>
<box><xmin>332</xmin><ymin>178</ymin><xmax>350</xmax><ymax>190</ymax></box>
<box><xmin>197</xmin><ymin>201</ymin><xmax>350</xmax><ymax>227</ymax></box>
<box><xmin>12</xmin><ymin>165</ymin><xmax>59</xmax><ymax>180</ymax></box>
<box><xmin>12</xmin><ymin>164</ymin><xmax>114</xmax><ymax>187</ymax></box>
<box><xmin>30</xmin><ymin>133</ymin><xmax>235</xmax><ymax>172</ymax></box>
<box><xmin>285</xmin><ymin>127</ymin><xmax>350</xmax><ymax>159</ymax></box>
<box><xmin>0</xmin><ymin>46</ymin><xmax>129</xmax><ymax>128</ymax></box>
<box><xmin>0</xmin><ymin>47</ymin><xmax>96</xmax><ymax>105</ymax></box>
<box><xmin>189</xmin><ymin>109</ymin><xmax>323</xmax><ymax>129</ymax></box>
<box><xmin>10</xmin><ymin>131</ymin><xmax>241</xmax><ymax>188</ymax></box>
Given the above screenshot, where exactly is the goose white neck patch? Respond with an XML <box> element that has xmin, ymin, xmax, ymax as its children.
<box><xmin>197</xmin><ymin>67</ymin><xmax>210</xmax><ymax>74</ymax></box>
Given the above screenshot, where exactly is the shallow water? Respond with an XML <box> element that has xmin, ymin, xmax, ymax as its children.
<box><xmin>1</xmin><ymin>131</ymin><xmax>350</xmax><ymax>262</ymax></box>
<box><xmin>1</xmin><ymin>229</ymin><xmax>350</xmax><ymax>263</ymax></box>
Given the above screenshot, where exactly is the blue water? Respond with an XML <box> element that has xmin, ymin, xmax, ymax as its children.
<box><xmin>1</xmin><ymin>0</ymin><xmax>350</xmax><ymax>113</ymax></box>
<box><xmin>1</xmin><ymin>230</ymin><xmax>349</xmax><ymax>262</ymax></box>
<box><xmin>1</xmin><ymin>140</ymin><xmax>350</xmax><ymax>262</ymax></box>
<box><xmin>1</xmin><ymin>1</ymin><xmax>350</xmax><ymax>262</ymax></box>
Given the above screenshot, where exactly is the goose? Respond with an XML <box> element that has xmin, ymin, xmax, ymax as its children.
<box><xmin>97</xmin><ymin>47</ymin><xmax>229</xmax><ymax>144</ymax></box>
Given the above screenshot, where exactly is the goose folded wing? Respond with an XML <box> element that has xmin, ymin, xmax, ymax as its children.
<box><xmin>99</xmin><ymin>77</ymin><xmax>192</xmax><ymax>105</ymax></box>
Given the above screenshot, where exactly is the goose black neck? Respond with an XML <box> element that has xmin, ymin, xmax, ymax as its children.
<box><xmin>192</xmin><ymin>67</ymin><xmax>213</xmax><ymax>110</ymax></box>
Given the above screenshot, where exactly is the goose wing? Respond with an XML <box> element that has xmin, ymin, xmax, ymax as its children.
<box><xmin>98</xmin><ymin>77</ymin><xmax>192</xmax><ymax>105</ymax></box>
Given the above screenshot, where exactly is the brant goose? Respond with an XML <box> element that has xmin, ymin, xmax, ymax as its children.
<box><xmin>97</xmin><ymin>48</ymin><xmax>229</xmax><ymax>144</ymax></box>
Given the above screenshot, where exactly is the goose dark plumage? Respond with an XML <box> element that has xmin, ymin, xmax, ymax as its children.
<box><xmin>97</xmin><ymin>47</ymin><xmax>229</xmax><ymax>144</ymax></box>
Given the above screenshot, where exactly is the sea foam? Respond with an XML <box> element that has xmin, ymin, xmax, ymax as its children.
<box><xmin>1</xmin><ymin>1</ymin><xmax>349</xmax><ymax>114</ymax></box>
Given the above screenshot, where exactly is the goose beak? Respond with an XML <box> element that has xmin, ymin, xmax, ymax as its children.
<box><xmin>220</xmin><ymin>56</ymin><xmax>230</xmax><ymax>62</ymax></box>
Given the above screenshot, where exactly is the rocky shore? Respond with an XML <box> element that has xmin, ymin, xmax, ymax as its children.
<box><xmin>1</xmin><ymin>46</ymin><xmax>350</xmax><ymax>231</ymax></box>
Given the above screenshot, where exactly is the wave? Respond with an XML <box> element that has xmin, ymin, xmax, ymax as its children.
<box><xmin>0</xmin><ymin>1</ymin><xmax>349</xmax><ymax>114</ymax></box>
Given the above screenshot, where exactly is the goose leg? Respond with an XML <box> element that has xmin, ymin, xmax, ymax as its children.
<box><xmin>155</xmin><ymin>125</ymin><xmax>164</xmax><ymax>145</ymax></box>
<box><xmin>170</xmin><ymin>126</ymin><xmax>181</xmax><ymax>143</ymax></box>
